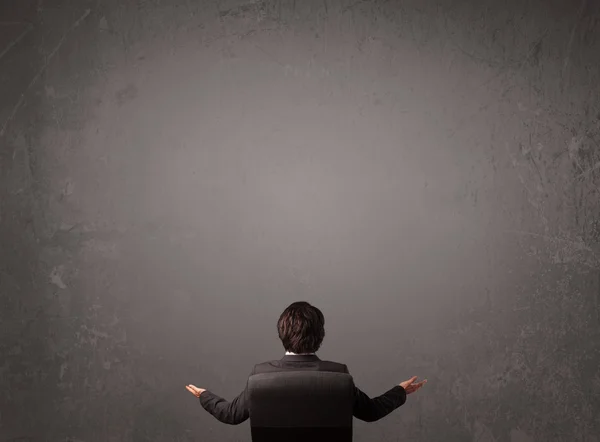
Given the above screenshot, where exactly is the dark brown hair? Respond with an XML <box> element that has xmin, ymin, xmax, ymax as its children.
<box><xmin>277</xmin><ymin>301</ymin><xmax>325</xmax><ymax>354</ymax></box>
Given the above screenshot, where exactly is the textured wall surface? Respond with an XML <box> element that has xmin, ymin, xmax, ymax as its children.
<box><xmin>1</xmin><ymin>0</ymin><xmax>599</xmax><ymax>441</ymax></box>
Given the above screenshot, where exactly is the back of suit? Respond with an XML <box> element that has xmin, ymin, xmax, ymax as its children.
<box><xmin>199</xmin><ymin>354</ymin><xmax>407</xmax><ymax>425</ymax></box>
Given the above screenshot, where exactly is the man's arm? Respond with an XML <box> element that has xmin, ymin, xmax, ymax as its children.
<box><xmin>198</xmin><ymin>366</ymin><xmax>255</xmax><ymax>425</ymax></box>
<box><xmin>344</xmin><ymin>365</ymin><xmax>407</xmax><ymax>422</ymax></box>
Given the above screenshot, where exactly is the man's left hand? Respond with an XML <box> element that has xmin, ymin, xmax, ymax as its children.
<box><xmin>186</xmin><ymin>384</ymin><xmax>206</xmax><ymax>398</ymax></box>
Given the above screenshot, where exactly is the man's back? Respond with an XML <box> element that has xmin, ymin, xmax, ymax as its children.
<box><xmin>248</xmin><ymin>370</ymin><xmax>354</xmax><ymax>442</ymax></box>
<box><xmin>198</xmin><ymin>354</ymin><xmax>407</xmax><ymax>425</ymax></box>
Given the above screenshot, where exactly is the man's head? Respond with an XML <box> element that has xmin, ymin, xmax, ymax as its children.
<box><xmin>277</xmin><ymin>301</ymin><xmax>325</xmax><ymax>354</ymax></box>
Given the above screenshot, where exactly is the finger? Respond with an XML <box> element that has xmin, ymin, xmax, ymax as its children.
<box><xmin>407</xmin><ymin>376</ymin><xmax>418</xmax><ymax>384</ymax></box>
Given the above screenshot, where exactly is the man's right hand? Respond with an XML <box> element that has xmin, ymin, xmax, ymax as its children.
<box><xmin>399</xmin><ymin>376</ymin><xmax>427</xmax><ymax>394</ymax></box>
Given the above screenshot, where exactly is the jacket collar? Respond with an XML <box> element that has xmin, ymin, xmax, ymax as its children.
<box><xmin>281</xmin><ymin>354</ymin><xmax>321</xmax><ymax>362</ymax></box>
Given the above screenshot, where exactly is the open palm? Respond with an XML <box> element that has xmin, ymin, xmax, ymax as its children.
<box><xmin>186</xmin><ymin>384</ymin><xmax>206</xmax><ymax>398</ymax></box>
<box><xmin>399</xmin><ymin>376</ymin><xmax>427</xmax><ymax>394</ymax></box>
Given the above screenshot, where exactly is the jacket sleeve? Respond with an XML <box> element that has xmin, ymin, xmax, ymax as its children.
<box><xmin>344</xmin><ymin>365</ymin><xmax>407</xmax><ymax>422</ymax></box>
<box><xmin>198</xmin><ymin>366</ymin><xmax>256</xmax><ymax>425</ymax></box>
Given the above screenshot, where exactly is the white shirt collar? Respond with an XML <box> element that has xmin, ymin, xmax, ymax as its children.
<box><xmin>285</xmin><ymin>351</ymin><xmax>315</xmax><ymax>355</ymax></box>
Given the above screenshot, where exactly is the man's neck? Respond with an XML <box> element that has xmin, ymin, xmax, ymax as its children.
<box><xmin>285</xmin><ymin>351</ymin><xmax>316</xmax><ymax>355</ymax></box>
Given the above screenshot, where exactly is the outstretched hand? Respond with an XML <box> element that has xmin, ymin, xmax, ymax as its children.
<box><xmin>186</xmin><ymin>384</ymin><xmax>206</xmax><ymax>398</ymax></box>
<box><xmin>399</xmin><ymin>376</ymin><xmax>427</xmax><ymax>394</ymax></box>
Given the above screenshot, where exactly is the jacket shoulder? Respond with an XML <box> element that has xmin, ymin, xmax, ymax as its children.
<box><xmin>318</xmin><ymin>359</ymin><xmax>348</xmax><ymax>373</ymax></box>
<box><xmin>252</xmin><ymin>360</ymin><xmax>281</xmax><ymax>374</ymax></box>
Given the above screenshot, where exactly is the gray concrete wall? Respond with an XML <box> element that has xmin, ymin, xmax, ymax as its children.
<box><xmin>1</xmin><ymin>0</ymin><xmax>599</xmax><ymax>441</ymax></box>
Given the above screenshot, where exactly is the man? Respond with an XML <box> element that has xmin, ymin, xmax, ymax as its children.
<box><xmin>186</xmin><ymin>301</ymin><xmax>427</xmax><ymax>424</ymax></box>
